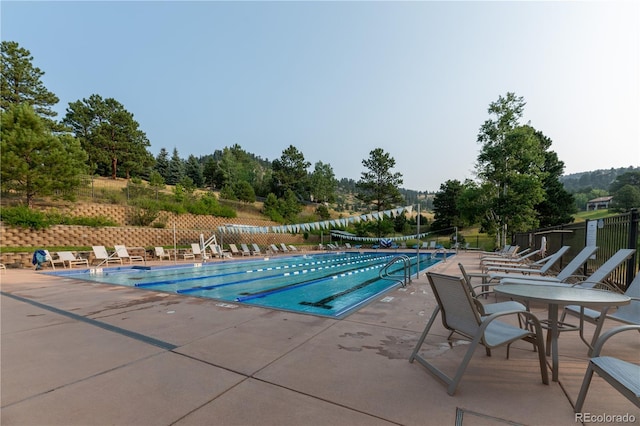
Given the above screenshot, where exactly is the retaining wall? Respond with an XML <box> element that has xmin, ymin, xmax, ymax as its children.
<box><xmin>1</xmin><ymin>204</ymin><xmax>315</xmax><ymax>268</ymax></box>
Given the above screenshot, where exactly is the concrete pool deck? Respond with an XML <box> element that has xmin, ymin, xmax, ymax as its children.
<box><xmin>1</xmin><ymin>251</ymin><xmax>638</xmax><ymax>425</ymax></box>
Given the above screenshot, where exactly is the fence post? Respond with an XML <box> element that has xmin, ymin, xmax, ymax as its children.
<box><xmin>626</xmin><ymin>208</ymin><xmax>639</xmax><ymax>288</ymax></box>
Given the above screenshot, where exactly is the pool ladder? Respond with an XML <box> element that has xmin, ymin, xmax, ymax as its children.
<box><xmin>379</xmin><ymin>255</ymin><xmax>412</xmax><ymax>287</ymax></box>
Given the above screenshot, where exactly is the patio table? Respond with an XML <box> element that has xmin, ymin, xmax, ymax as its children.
<box><xmin>494</xmin><ymin>284</ymin><xmax>630</xmax><ymax>382</ymax></box>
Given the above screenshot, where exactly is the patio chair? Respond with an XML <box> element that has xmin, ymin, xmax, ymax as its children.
<box><xmin>561</xmin><ymin>267</ymin><xmax>639</xmax><ymax>351</ymax></box>
<box><xmin>485</xmin><ymin>246</ymin><xmax>570</xmax><ymax>274</ymax></box>
<box><xmin>114</xmin><ymin>245</ymin><xmax>145</xmax><ymax>264</ymax></box>
<box><xmin>269</xmin><ymin>244</ymin><xmax>280</xmax><ymax>254</ymax></box>
<box><xmin>458</xmin><ymin>263</ymin><xmax>527</xmax><ymax>316</ymax></box>
<box><xmin>155</xmin><ymin>247</ymin><xmax>171</xmax><ymax>261</ymax></box>
<box><xmin>228</xmin><ymin>244</ymin><xmax>244</xmax><ymax>256</ymax></box>
<box><xmin>44</xmin><ymin>250</ymin><xmax>65</xmax><ymax>270</ymax></box>
<box><xmin>57</xmin><ymin>251</ymin><xmax>89</xmax><ymax>268</ymax></box>
<box><xmin>481</xmin><ymin>249</ymin><xmax>541</xmax><ymax>267</ymax></box>
<box><xmin>239</xmin><ymin>244</ymin><xmax>253</xmax><ymax>256</ymax></box>
<box><xmin>574</xmin><ymin>325</ymin><xmax>640</xmax><ymax>412</ymax></box>
<box><xmin>251</xmin><ymin>243</ymin><xmax>262</xmax><ymax>255</ymax></box>
<box><xmin>494</xmin><ymin>245</ymin><xmax>597</xmax><ymax>284</ymax></box>
<box><xmin>279</xmin><ymin>243</ymin><xmax>290</xmax><ymax>253</ymax></box>
<box><xmin>409</xmin><ymin>272</ymin><xmax>548</xmax><ymax>396</ymax></box>
<box><xmin>92</xmin><ymin>246</ymin><xmax>123</xmax><ymax>265</ymax></box>
<box><xmin>288</xmin><ymin>245</ymin><xmax>298</xmax><ymax>251</ymax></box>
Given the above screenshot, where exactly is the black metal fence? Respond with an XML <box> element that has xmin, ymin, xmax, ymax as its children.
<box><xmin>513</xmin><ymin>209</ymin><xmax>639</xmax><ymax>291</ymax></box>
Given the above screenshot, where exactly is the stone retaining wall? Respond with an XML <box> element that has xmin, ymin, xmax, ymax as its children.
<box><xmin>1</xmin><ymin>204</ymin><xmax>317</xmax><ymax>268</ymax></box>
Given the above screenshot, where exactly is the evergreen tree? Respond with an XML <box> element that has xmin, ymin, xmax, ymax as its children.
<box><xmin>1</xmin><ymin>104</ymin><xmax>87</xmax><ymax>207</ymax></box>
<box><xmin>184</xmin><ymin>154</ymin><xmax>204</xmax><ymax>187</ymax></box>
<box><xmin>271</xmin><ymin>145</ymin><xmax>310</xmax><ymax>199</ymax></box>
<box><xmin>155</xmin><ymin>148</ymin><xmax>170</xmax><ymax>181</ymax></box>
<box><xmin>356</xmin><ymin>148</ymin><xmax>404</xmax><ymax>212</ymax></box>
<box><xmin>1</xmin><ymin>41</ymin><xmax>59</xmax><ymax>125</ymax></box>
<box><xmin>166</xmin><ymin>148</ymin><xmax>184</xmax><ymax>185</ymax></box>
<box><xmin>63</xmin><ymin>94</ymin><xmax>152</xmax><ymax>179</ymax></box>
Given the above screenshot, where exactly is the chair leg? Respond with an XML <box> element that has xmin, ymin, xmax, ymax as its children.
<box><xmin>409</xmin><ymin>306</ymin><xmax>440</xmax><ymax>363</ymax></box>
<box><xmin>574</xmin><ymin>363</ymin><xmax>595</xmax><ymax>413</ymax></box>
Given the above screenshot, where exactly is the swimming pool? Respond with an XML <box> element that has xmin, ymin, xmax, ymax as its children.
<box><xmin>49</xmin><ymin>251</ymin><xmax>448</xmax><ymax>318</ymax></box>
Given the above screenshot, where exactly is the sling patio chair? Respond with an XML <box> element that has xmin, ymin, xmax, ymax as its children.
<box><xmin>92</xmin><ymin>246</ymin><xmax>123</xmax><ymax>265</ymax></box>
<box><xmin>458</xmin><ymin>263</ymin><xmax>527</xmax><ymax>317</ymax></box>
<box><xmin>500</xmin><ymin>247</ymin><xmax>634</xmax><ymax>287</ymax></box>
<box><xmin>481</xmin><ymin>249</ymin><xmax>541</xmax><ymax>268</ymax></box>
<box><xmin>57</xmin><ymin>251</ymin><xmax>89</xmax><ymax>268</ymax></box>
<box><xmin>279</xmin><ymin>243</ymin><xmax>290</xmax><ymax>253</ymax></box>
<box><xmin>409</xmin><ymin>272</ymin><xmax>548</xmax><ymax>396</ymax></box>
<box><xmin>492</xmin><ymin>246</ymin><xmax>597</xmax><ymax>284</ymax></box>
<box><xmin>114</xmin><ymin>245</ymin><xmax>145</xmax><ymax>264</ymax></box>
<box><xmin>574</xmin><ymin>324</ymin><xmax>640</xmax><ymax>412</ymax></box>
<box><xmin>485</xmin><ymin>246</ymin><xmax>570</xmax><ymax>274</ymax></box>
<box><xmin>251</xmin><ymin>243</ymin><xmax>262</xmax><ymax>255</ymax></box>
<box><xmin>560</xmin><ymin>259</ymin><xmax>639</xmax><ymax>352</ymax></box>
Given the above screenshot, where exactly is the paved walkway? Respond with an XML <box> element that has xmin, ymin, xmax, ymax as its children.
<box><xmin>1</xmin><ymin>252</ymin><xmax>638</xmax><ymax>425</ymax></box>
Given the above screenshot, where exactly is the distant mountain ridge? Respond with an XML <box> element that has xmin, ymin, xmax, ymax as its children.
<box><xmin>560</xmin><ymin>166</ymin><xmax>640</xmax><ymax>192</ymax></box>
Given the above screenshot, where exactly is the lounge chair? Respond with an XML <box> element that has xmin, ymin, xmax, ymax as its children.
<box><xmin>228</xmin><ymin>244</ymin><xmax>244</xmax><ymax>256</ymax></box>
<box><xmin>288</xmin><ymin>245</ymin><xmax>298</xmax><ymax>252</ymax></box>
<box><xmin>155</xmin><ymin>247</ymin><xmax>171</xmax><ymax>261</ymax></box>
<box><xmin>114</xmin><ymin>245</ymin><xmax>145</xmax><ymax>264</ymax></box>
<box><xmin>492</xmin><ymin>246</ymin><xmax>596</xmax><ymax>284</ymax></box>
<box><xmin>210</xmin><ymin>244</ymin><xmax>230</xmax><ymax>259</ymax></box>
<box><xmin>92</xmin><ymin>246</ymin><xmax>123</xmax><ymax>265</ymax></box>
<box><xmin>269</xmin><ymin>244</ymin><xmax>280</xmax><ymax>254</ymax></box>
<box><xmin>239</xmin><ymin>244</ymin><xmax>253</xmax><ymax>256</ymax></box>
<box><xmin>574</xmin><ymin>325</ymin><xmax>640</xmax><ymax>412</ymax></box>
<box><xmin>57</xmin><ymin>251</ymin><xmax>89</xmax><ymax>268</ymax></box>
<box><xmin>44</xmin><ymin>250</ymin><xmax>65</xmax><ymax>269</ymax></box>
<box><xmin>486</xmin><ymin>246</ymin><xmax>570</xmax><ymax>274</ymax></box>
<box><xmin>560</xmin><ymin>253</ymin><xmax>639</xmax><ymax>351</ymax></box>
<box><xmin>279</xmin><ymin>243</ymin><xmax>289</xmax><ymax>253</ymax></box>
<box><xmin>500</xmin><ymin>247</ymin><xmax>633</xmax><ymax>287</ymax></box>
<box><xmin>409</xmin><ymin>272</ymin><xmax>548</xmax><ymax>395</ymax></box>
<box><xmin>481</xmin><ymin>249</ymin><xmax>540</xmax><ymax>266</ymax></box>
<box><xmin>251</xmin><ymin>243</ymin><xmax>262</xmax><ymax>256</ymax></box>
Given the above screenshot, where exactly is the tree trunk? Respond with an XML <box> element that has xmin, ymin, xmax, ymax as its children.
<box><xmin>111</xmin><ymin>157</ymin><xmax>118</xmax><ymax>179</ymax></box>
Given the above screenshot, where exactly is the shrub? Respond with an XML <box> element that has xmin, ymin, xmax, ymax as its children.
<box><xmin>0</xmin><ymin>205</ymin><xmax>50</xmax><ymax>229</ymax></box>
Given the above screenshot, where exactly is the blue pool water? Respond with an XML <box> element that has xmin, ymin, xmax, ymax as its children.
<box><xmin>48</xmin><ymin>251</ymin><xmax>448</xmax><ymax>318</ymax></box>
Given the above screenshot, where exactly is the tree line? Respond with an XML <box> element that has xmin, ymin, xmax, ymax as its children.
<box><xmin>6</xmin><ymin>40</ymin><xmax>636</xmax><ymax>246</ymax></box>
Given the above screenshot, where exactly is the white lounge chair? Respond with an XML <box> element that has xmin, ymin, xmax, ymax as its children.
<box><xmin>251</xmin><ymin>243</ymin><xmax>262</xmax><ymax>255</ymax></box>
<box><xmin>114</xmin><ymin>245</ymin><xmax>145</xmax><ymax>264</ymax></box>
<box><xmin>44</xmin><ymin>250</ymin><xmax>65</xmax><ymax>269</ymax></box>
<box><xmin>92</xmin><ymin>246</ymin><xmax>123</xmax><ymax>265</ymax></box>
<box><xmin>279</xmin><ymin>243</ymin><xmax>289</xmax><ymax>253</ymax></box>
<box><xmin>229</xmin><ymin>244</ymin><xmax>248</xmax><ymax>256</ymax></box>
<box><xmin>269</xmin><ymin>244</ymin><xmax>280</xmax><ymax>254</ymax></box>
<box><xmin>57</xmin><ymin>251</ymin><xmax>89</xmax><ymax>268</ymax></box>
<box><xmin>409</xmin><ymin>272</ymin><xmax>548</xmax><ymax>395</ymax></box>
<box><xmin>240</xmin><ymin>244</ymin><xmax>254</xmax><ymax>256</ymax></box>
<box><xmin>155</xmin><ymin>247</ymin><xmax>171</xmax><ymax>261</ymax></box>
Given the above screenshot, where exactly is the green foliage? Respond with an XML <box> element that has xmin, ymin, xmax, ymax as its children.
<box><xmin>315</xmin><ymin>204</ymin><xmax>330</xmax><ymax>220</ymax></box>
<box><xmin>356</xmin><ymin>148</ymin><xmax>404</xmax><ymax>212</ymax></box>
<box><xmin>1</xmin><ymin>41</ymin><xmax>59</xmax><ymax>123</ymax></box>
<box><xmin>1</xmin><ymin>104</ymin><xmax>88</xmax><ymax>207</ymax></box>
<box><xmin>127</xmin><ymin>199</ymin><xmax>161</xmax><ymax>226</ymax></box>
<box><xmin>0</xmin><ymin>205</ymin><xmax>117</xmax><ymax>229</ymax></box>
<box><xmin>234</xmin><ymin>180</ymin><xmax>256</xmax><ymax>203</ymax></box>
<box><xmin>271</xmin><ymin>145</ymin><xmax>311</xmax><ymax>198</ymax></box>
<box><xmin>610</xmin><ymin>185</ymin><xmax>640</xmax><ymax>212</ymax></box>
<box><xmin>0</xmin><ymin>205</ymin><xmax>49</xmax><ymax>229</ymax></box>
<box><xmin>63</xmin><ymin>94</ymin><xmax>153</xmax><ymax>180</ymax></box>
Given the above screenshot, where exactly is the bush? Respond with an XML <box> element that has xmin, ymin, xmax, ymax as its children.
<box><xmin>0</xmin><ymin>205</ymin><xmax>50</xmax><ymax>229</ymax></box>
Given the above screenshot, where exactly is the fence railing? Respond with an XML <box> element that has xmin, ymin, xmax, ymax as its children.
<box><xmin>513</xmin><ymin>209</ymin><xmax>639</xmax><ymax>291</ymax></box>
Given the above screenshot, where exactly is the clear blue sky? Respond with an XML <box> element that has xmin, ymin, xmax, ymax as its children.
<box><xmin>2</xmin><ymin>1</ymin><xmax>638</xmax><ymax>192</ymax></box>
